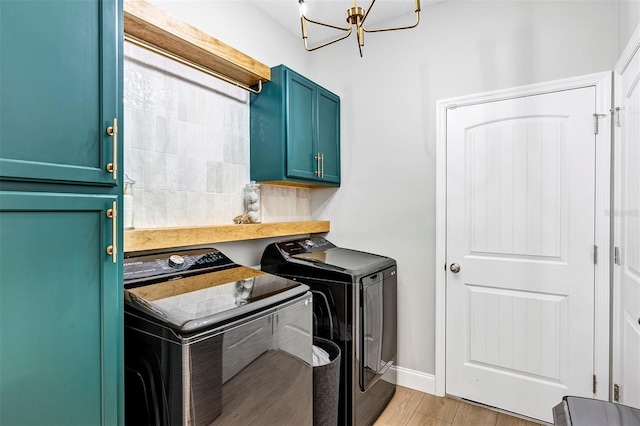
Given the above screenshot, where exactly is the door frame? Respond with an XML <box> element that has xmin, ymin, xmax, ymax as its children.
<box><xmin>434</xmin><ymin>72</ymin><xmax>612</xmax><ymax>403</ymax></box>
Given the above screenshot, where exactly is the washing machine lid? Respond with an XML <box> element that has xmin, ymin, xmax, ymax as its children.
<box><xmin>292</xmin><ymin>247</ymin><xmax>389</xmax><ymax>272</ymax></box>
<box><xmin>124</xmin><ymin>248</ymin><xmax>306</xmax><ymax>333</ymax></box>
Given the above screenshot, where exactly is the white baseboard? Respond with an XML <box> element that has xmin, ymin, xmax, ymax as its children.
<box><xmin>390</xmin><ymin>366</ymin><xmax>436</xmax><ymax>395</ymax></box>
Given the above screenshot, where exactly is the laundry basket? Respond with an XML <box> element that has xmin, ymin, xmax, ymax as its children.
<box><xmin>313</xmin><ymin>337</ymin><xmax>341</xmax><ymax>426</ymax></box>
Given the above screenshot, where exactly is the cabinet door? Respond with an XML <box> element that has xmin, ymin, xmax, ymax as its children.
<box><xmin>286</xmin><ymin>71</ymin><xmax>318</xmax><ymax>181</ymax></box>
<box><xmin>0</xmin><ymin>192</ymin><xmax>120</xmax><ymax>425</ymax></box>
<box><xmin>0</xmin><ymin>0</ymin><xmax>119</xmax><ymax>185</ymax></box>
<box><xmin>316</xmin><ymin>87</ymin><xmax>341</xmax><ymax>184</ymax></box>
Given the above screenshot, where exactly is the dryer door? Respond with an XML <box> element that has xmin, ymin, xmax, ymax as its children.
<box><xmin>359</xmin><ymin>267</ymin><xmax>397</xmax><ymax>391</ymax></box>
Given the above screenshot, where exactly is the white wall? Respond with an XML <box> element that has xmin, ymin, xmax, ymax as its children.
<box><xmin>618</xmin><ymin>1</ymin><xmax>640</xmax><ymax>56</ymax></box>
<box><xmin>308</xmin><ymin>0</ymin><xmax>618</xmax><ymax>378</ymax></box>
<box><xmin>144</xmin><ymin>0</ymin><xmax>618</xmax><ymax>380</ymax></box>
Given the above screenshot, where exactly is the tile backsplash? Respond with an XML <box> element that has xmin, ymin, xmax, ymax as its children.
<box><xmin>261</xmin><ymin>185</ymin><xmax>311</xmax><ymax>223</ymax></box>
<box><xmin>124</xmin><ymin>43</ymin><xmax>310</xmax><ymax>228</ymax></box>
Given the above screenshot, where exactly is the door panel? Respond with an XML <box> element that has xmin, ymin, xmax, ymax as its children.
<box><xmin>467</xmin><ymin>117</ymin><xmax>567</xmax><ymax>259</ymax></box>
<box><xmin>0</xmin><ymin>192</ymin><xmax>119</xmax><ymax>425</ymax></box>
<box><xmin>446</xmin><ymin>87</ymin><xmax>596</xmax><ymax>423</ymax></box>
<box><xmin>317</xmin><ymin>87</ymin><xmax>340</xmax><ymax>183</ymax></box>
<box><xmin>466</xmin><ymin>286</ymin><xmax>568</xmax><ymax>383</ymax></box>
<box><xmin>286</xmin><ymin>72</ymin><xmax>316</xmax><ymax>181</ymax></box>
<box><xmin>0</xmin><ymin>0</ymin><xmax>118</xmax><ymax>185</ymax></box>
<box><xmin>621</xmin><ymin>309</ymin><xmax>640</xmax><ymax>403</ymax></box>
<box><xmin>613</xmin><ymin>37</ymin><xmax>640</xmax><ymax>408</ymax></box>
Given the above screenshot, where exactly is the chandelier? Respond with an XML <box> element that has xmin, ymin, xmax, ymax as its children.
<box><xmin>298</xmin><ymin>0</ymin><xmax>421</xmax><ymax>57</ymax></box>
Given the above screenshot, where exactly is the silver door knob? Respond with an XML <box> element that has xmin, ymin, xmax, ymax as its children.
<box><xmin>450</xmin><ymin>263</ymin><xmax>461</xmax><ymax>273</ymax></box>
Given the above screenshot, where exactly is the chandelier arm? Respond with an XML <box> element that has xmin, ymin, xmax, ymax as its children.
<box><xmin>357</xmin><ymin>15</ymin><xmax>364</xmax><ymax>57</ymax></box>
<box><xmin>301</xmin><ymin>14</ymin><xmax>352</xmax><ymax>32</ymax></box>
<box><xmin>302</xmin><ymin>27</ymin><xmax>354</xmax><ymax>52</ymax></box>
<box><xmin>298</xmin><ymin>0</ymin><xmax>421</xmax><ymax>56</ymax></box>
<box><xmin>362</xmin><ymin>10</ymin><xmax>420</xmax><ymax>33</ymax></box>
<box><xmin>361</xmin><ymin>0</ymin><xmax>378</xmax><ymax>25</ymax></box>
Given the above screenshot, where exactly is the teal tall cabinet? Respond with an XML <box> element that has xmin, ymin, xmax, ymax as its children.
<box><xmin>0</xmin><ymin>0</ymin><xmax>123</xmax><ymax>424</ymax></box>
<box><xmin>250</xmin><ymin>65</ymin><xmax>340</xmax><ymax>187</ymax></box>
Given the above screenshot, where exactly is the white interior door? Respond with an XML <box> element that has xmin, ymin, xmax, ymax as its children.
<box><xmin>445</xmin><ymin>87</ymin><xmax>597</xmax><ymax>423</ymax></box>
<box><xmin>613</xmin><ymin>32</ymin><xmax>640</xmax><ymax>409</ymax></box>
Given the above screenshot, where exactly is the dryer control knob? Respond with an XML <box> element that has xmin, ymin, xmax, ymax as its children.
<box><xmin>302</xmin><ymin>239</ymin><xmax>314</xmax><ymax>249</ymax></box>
<box><xmin>168</xmin><ymin>254</ymin><xmax>185</xmax><ymax>268</ymax></box>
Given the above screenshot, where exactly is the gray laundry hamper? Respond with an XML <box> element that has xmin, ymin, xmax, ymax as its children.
<box><xmin>313</xmin><ymin>337</ymin><xmax>341</xmax><ymax>426</ymax></box>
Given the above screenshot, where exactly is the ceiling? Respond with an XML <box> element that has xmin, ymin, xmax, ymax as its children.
<box><xmin>249</xmin><ymin>0</ymin><xmax>441</xmax><ymax>46</ymax></box>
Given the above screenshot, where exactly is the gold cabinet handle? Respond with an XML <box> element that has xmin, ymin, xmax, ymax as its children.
<box><xmin>314</xmin><ymin>153</ymin><xmax>321</xmax><ymax>176</ymax></box>
<box><xmin>320</xmin><ymin>153</ymin><xmax>324</xmax><ymax>178</ymax></box>
<box><xmin>106</xmin><ymin>118</ymin><xmax>117</xmax><ymax>180</ymax></box>
<box><xmin>106</xmin><ymin>201</ymin><xmax>117</xmax><ymax>263</ymax></box>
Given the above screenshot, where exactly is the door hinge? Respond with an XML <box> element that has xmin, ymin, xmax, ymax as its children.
<box><xmin>614</xmin><ymin>107</ymin><xmax>621</xmax><ymax>127</ymax></box>
<box><xmin>593</xmin><ymin>374</ymin><xmax>597</xmax><ymax>394</ymax></box>
<box><xmin>615</xmin><ymin>247</ymin><xmax>621</xmax><ymax>265</ymax></box>
<box><xmin>593</xmin><ymin>113</ymin><xmax>607</xmax><ymax>135</ymax></box>
<box><xmin>614</xmin><ymin>384</ymin><xmax>620</xmax><ymax>402</ymax></box>
<box><xmin>593</xmin><ymin>245</ymin><xmax>598</xmax><ymax>265</ymax></box>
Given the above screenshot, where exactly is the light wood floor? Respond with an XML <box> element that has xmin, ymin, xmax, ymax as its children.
<box><xmin>374</xmin><ymin>386</ymin><xmax>544</xmax><ymax>426</ymax></box>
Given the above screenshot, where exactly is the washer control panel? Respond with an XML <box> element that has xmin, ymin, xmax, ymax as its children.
<box><xmin>300</xmin><ymin>239</ymin><xmax>315</xmax><ymax>249</ymax></box>
<box><xmin>124</xmin><ymin>248</ymin><xmax>233</xmax><ymax>286</ymax></box>
<box><xmin>277</xmin><ymin>237</ymin><xmax>335</xmax><ymax>255</ymax></box>
<box><xmin>168</xmin><ymin>255</ymin><xmax>185</xmax><ymax>268</ymax></box>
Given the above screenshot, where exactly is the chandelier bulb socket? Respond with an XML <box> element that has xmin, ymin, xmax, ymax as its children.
<box><xmin>346</xmin><ymin>6</ymin><xmax>364</xmax><ymax>25</ymax></box>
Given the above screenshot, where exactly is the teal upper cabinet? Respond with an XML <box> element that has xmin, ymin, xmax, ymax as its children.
<box><xmin>0</xmin><ymin>0</ymin><xmax>119</xmax><ymax>186</ymax></box>
<box><xmin>250</xmin><ymin>65</ymin><xmax>340</xmax><ymax>187</ymax></box>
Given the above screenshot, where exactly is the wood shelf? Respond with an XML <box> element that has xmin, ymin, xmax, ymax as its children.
<box><xmin>124</xmin><ymin>0</ymin><xmax>270</xmax><ymax>87</ymax></box>
<box><xmin>124</xmin><ymin>221</ymin><xmax>330</xmax><ymax>252</ymax></box>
